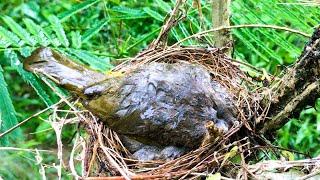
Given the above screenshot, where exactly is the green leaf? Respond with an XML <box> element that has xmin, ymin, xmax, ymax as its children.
<box><xmin>178</xmin><ymin>23</ymin><xmax>193</xmax><ymax>45</ymax></box>
<box><xmin>110</xmin><ymin>15</ymin><xmax>149</xmax><ymax>20</ymax></box>
<box><xmin>110</xmin><ymin>6</ymin><xmax>149</xmax><ymax>20</ymax></box>
<box><xmin>316</xmin><ymin>114</ymin><xmax>320</xmax><ymax>131</ymax></box>
<box><xmin>127</xmin><ymin>27</ymin><xmax>161</xmax><ymax>51</ymax></box>
<box><xmin>171</xmin><ymin>29</ymin><xmax>182</xmax><ymax>42</ymax></box>
<box><xmin>281</xmin><ymin>150</ymin><xmax>295</xmax><ymax>161</ymax></box>
<box><xmin>2</xmin><ymin>16</ymin><xmax>36</xmax><ymax>46</ymax></box>
<box><xmin>67</xmin><ymin>49</ymin><xmax>113</xmax><ymax>72</ymax></box>
<box><xmin>0</xmin><ymin>26</ymin><xmax>24</xmax><ymax>47</ymax></box>
<box><xmin>82</xmin><ymin>20</ymin><xmax>108</xmax><ymax>42</ymax></box>
<box><xmin>143</xmin><ymin>7</ymin><xmax>164</xmax><ymax>21</ymax></box>
<box><xmin>23</xmin><ymin>18</ymin><xmax>50</xmax><ymax>46</ymax></box>
<box><xmin>71</xmin><ymin>31</ymin><xmax>82</xmax><ymax>49</ymax></box>
<box><xmin>0</xmin><ymin>65</ymin><xmax>23</xmax><ymax>146</ymax></box>
<box><xmin>315</xmin><ymin>98</ymin><xmax>320</xmax><ymax>112</ymax></box>
<box><xmin>111</xmin><ymin>6</ymin><xmax>145</xmax><ymax>16</ymax></box>
<box><xmin>233</xmin><ymin>30</ymin><xmax>270</xmax><ymax>63</ymax></box>
<box><xmin>0</xmin><ymin>37</ymin><xmax>11</xmax><ymax>48</ymax></box>
<box><xmin>4</xmin><ymin>49</ymin><xmax>53</xmax><ymax>106</ymax></box>
<box><xmin>19</xmin><ymin>46</ymin><xmax>32</xmax><ymax>57</ymax></box>
<box><xmin>57</xmin><ymin>0</ymin><xmax>100</xmax><ymax>22</ymax></box>
<box><xmin>155</xmin><ymin>0</ymin><xmax>172</xmax><ymax>12</ymax></box>
<box><xmin>48</xmin><ymin>15</ymin><xmax>69</xmax><ymax>47</ymax></box>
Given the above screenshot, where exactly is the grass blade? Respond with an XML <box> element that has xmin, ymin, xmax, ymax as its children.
<box><xmin>127</xmin><ymin>27</ymin><xmax>161</xmax><ymax>51</ymax></box>
<box><xmin>143</xmin><ymin>7</ymin><xmax>164</xmax><ymax>21</ymax></box>
<box><xmin>155</xmin><ymin>0</ymin><xmax>172</xmax><ymax>12</ymax></box>
<box><xmin>58</xmin><ymin>0</ymin><xmax>100</xmax><ymax>22</ymax></box>
<box><xmin>111</xmin><ymin>6</ymin><xmax>145</xmax><ymax>16</ymax></box>
<box><xmin>110</xmin><ymin>6</ymin><xmax>149</xmax><ymax>20</ymax></box>
<box><xmin>82</xmin><ymin>20</ymin><xmax>108</xmax><ymax>42</ymax></box>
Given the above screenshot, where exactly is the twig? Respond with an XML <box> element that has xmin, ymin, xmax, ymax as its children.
<box><xmin>97</xmin><ymin>125</ymin><xmax>133</xmax><ymax>180</ymax></box>
<box><xmin>239</xmin><ymin>145</ymin><xmax>248</xmax><ymax>180</ymax></box>
<box><xmin>261</xmin><ymin>81</ymin><xmax>320</xmax><ymax>133</ymax></box>
<box><xmin>150</xmin><ymin>0</ymin><xmax>184</xmax><ymax>48</ymax></box>
<box><xmin>0</xmin><ymin>147</ymin><xmax>52</xmax><ymax>153</ymax></box>
<box><xmin>41</xmin><ymin>77</ymin><xmax>86</xmax><ymax>120</ymax></box>
<box><xmin>87</xmin><ymin>142</ymin><xmax>99</xmax><ymax>177</ymax></box>
<box><xmin>0</xmin><ymin>98</ymin><xmax>67</xmax><ymax>139</ymax></box>
<box><xmin>299</xmin><ymin>169</ymin><xmax>320</xmax><ymax>180</ymax></box>
<box><xmin>50</xmin><ymin>108</ymin><xmax>64</xmax><ymax>180</ymax></box>
<box><xmin>69</xmin><ymin>134</ymin><xmax>82</xmax><ymax>179</ymax></box>
<box><xmin>173</xmin><ymin>24</ymin><xmax>310</xmax><ymax>47</ymax></box>
<box><xmin>35</xmin><ymin>149</ymin><xmax>47</xmax><ymax>180</ymax></box>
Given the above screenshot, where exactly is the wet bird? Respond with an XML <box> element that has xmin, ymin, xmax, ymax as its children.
<box><xmin>24</xmin><ymin>47</ymin><xmax>237</xmax><ymax>160</ymax></box>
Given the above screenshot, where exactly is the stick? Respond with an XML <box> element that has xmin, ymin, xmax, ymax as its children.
<box><xmin>0</xmin><ymin>99</ymin><xmax>67</xmax><ymax>139</ymax></box>
<box><xmin>173</xmin><ymin>24</ymin><xmax>310</xmax><ymax>46</ymax></box>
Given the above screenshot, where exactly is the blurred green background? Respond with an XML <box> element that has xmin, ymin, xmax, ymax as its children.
<box><xmin>0</xmin><ymin>0</ymin><xmax>319</xmax><ymax>178</ymax></box>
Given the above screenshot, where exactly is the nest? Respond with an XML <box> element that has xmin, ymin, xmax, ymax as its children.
<box><xmin>75</xmin><ymin>45</ymin><xmax>270</xmax><ymax>179</ymax></box>
<box><xmin>28</xmin><ymin>2</ymin><xmax>320</xmax><ymax>179</ymax></box>
<box><xmin>28</xmin><ymin>25</ymin><xmax>320</xmax><ymax>180</ymax></box>
<box><xmin>72</xmin><ymin>3</ymin><xmax>276</xmax><ymax>177</ymax></box>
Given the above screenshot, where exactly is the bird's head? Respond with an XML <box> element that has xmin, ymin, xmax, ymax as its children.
<box><xmin>23</xmin><ymin>47</ymin><xmax>106</xmax><ymax>94</ymax></box>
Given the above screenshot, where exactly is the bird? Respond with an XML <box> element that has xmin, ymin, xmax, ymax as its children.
<box><xmin>24</xmin><ymin>47</ymin><xmax>237</xmax><ymax>160</ymax></box>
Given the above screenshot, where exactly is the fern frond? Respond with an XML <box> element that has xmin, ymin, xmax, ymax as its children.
<box><xmin>48</xmin><ymin>15</ymin><xmax>69</xmax><ymax>47</ymax></box>
<box><xmin>0</xmin><ymin>65</ymin><xmax>23</xmax><ymax>146</ymax></box>
<box><xmin>2</xmin><ymin>16</ymin><xmax>36</xmax><ymax>46</ymax></box>
<box><xmin>0</xmin><ymin>26</ymin><xmax>24</xmax><ymax>47</ymax></box>
<box><xmin>71</xmin><ymin>31</ymin><xmax>82</xmax><ymax>49</ymax></box>
<box><xmin>67</xmin><ymin>49</ymin><xmax>113</xmax><ymax>72</ymax></box>
<box><xmin>231</xmin><ymin>0</ymin><xmax>318</xmax><ymax>71</ymax></box>
<box><xmin>23</xmin><ymin>18</ymin><xmax>50</xmax><ymax>46</ymax></box>
<box><xmin>4</xmin><ymin>49</ymin><xmax>54</xmax><ymax>106</ymax></box>
<box><xmin>0</xmin><ymin>37</ymin><xmax>11</xmax><ymax>48</ymax></box>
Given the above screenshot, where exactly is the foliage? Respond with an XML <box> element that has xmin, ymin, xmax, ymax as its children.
<box><xmin>277</xmin><ymin>98</ymin><xmax>320</xmax><ymax>158</ymax></box>
<box><xmin>0</xmin><ymin>0</ymin><xmax>319</xmax><ymax>178</ymax></box>
<box><xmin>0</xmin><ymin>65</ymin><xmax>23</xmax><ymax>145</ymax></box>
<box><xmin>231</xmin><ymin>0</ymin><xmax>319</xmax><ymax>72</ymax></box>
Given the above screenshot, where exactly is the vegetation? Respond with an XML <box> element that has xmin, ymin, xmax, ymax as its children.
<box><xmin>0</xmin><ymin>0</ymin><xmax>319</xmax><ymax>178</ymax></box>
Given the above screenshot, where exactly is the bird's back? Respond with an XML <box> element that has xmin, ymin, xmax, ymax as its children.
<box><xmin>105</xmin><ymin>62</ymin><xmax>236</xmax><ymax>148</ymax></box>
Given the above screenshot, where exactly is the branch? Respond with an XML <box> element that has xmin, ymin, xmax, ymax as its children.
<box><xmin>259</xmin><ymin>26</ymin><xmax>320</xmax><ymax>134</ymax></box>
<box><xmin>211</xmin><ymin>0</ymin><xmax>232</xmax><ymax>52</ymax></box>
<box><xmin>150</xmin><ymin>0</ymin><xmax>184</xmax><ymax>48</ymax></box>
<box><xmin>173</xmin><ymin>24</ymin><xmax>310</xmax><ymax>47</ymax></box>
<box><xmin>261</xmin><ymin>81</ymin><xmax>320</xmax><ymax>134</ymax></box>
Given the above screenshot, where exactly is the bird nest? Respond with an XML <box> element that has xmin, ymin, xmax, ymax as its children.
<box><xmin>40</xmin><ymin>2</ymin><xmax>320</xmax><ymax>178</ymax></box>
<box><xmin>72</xmin><ymin>2</ymin><xmax>273</xmax><ymax>177</ymax></box>
<box><xmin>31</xmin><ymin>43</ymin><xmax>319</xmax><ymax>179</ymax></box>
<box><xmin>75</xmin><ymin>45</ymin><xmax>268</xmax><ymax>179</ymax></box>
